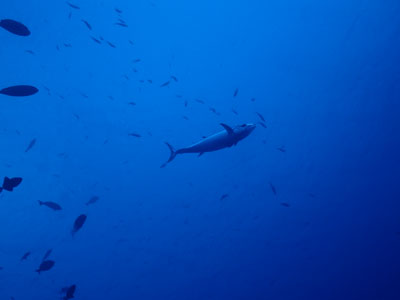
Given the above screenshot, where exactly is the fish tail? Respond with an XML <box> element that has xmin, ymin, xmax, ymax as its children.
<box><xmin>161</xmin><ymin>142</ymin><xmax>177</xmax><ymax>168</ymax></box>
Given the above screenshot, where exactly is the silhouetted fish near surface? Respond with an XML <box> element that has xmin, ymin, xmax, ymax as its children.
<box><xmin>170</xmin><ymin>75</ymin><xmax>178</xmax><ymax>82</ymax></box>
<box><xmin>62</xmin><ymin>284</ymin><xmax>76</xmax><ymax>300</ymax></box>
<box><xmin>132</xmin><ymin>58</ymin><xmax>141</xmax><ymax>63</ymax></box>
<box><xmin>36</xmin><ymin>260</ymin><xmax>55</xmax><ymax>274</ymax></box>
<box><xmin>81</xmin><ymin>19</ymin><xmax>92</xmax><ymax>30</ymax></box>
<box><xmin>106</xmin><ymin>41</ymin><xmax>116</xmax><ymax>48</ymax></box>
<box><xmin>256</xmin><ymin>112</ymin><xmax>265</xmax><ymax>122</ymax></box>
<box><xmin>194</xmin><ymin>99</ymin><xmax>205</xmax><ymax>104</ymax></box>
<box><xmin>25</xmin><ymin>50</ymin><xmax>35</xmax><ymax>55</ymax></box>
<box><xmin>25</xmin><ymin>138</ymin><xmax>36</xmax><ymax>153</ymax></box>
<box><xmin>258</xmin><ymin>122</ymin><xmax>267</xmax><ymax>129</ymax></box>
<box><xmin>161</xmin><ymin>123</ymin><xmax>256</xmax><ymax>167</ymax></box>
<box><xmin>0</xmin><ymin>177</ymin><xmax>22</xmax><ymax>193</ymax></box>
<box><xmin>277</xmin><ymin>146</ymin><xmax>286</xmax><ymax>152</ymax></box>
<box><xmin>160</xmin><ymin>81</ymin><xmax>170</xmax><ymax>87</ymax></box>
<box><xmin>42</xmin><ymin>249</ymin><xmax>52</xmax><ymax>261</ymax></box>
<box><xmin>115</xmin><ymin>8</ymin><xmax>123</xmax><ymax>14</ymax></box>
<box><xmin>66</xmin><ymin>1</ymin><xmax>80</xmax><ymax>9</ymax></box>
<box><xmin>0</xmin><ymin>85</ymin><xmax>38</xmax><ymax>97</ymax></box>
<box><xmin>233</xmin><ymin>88</ymin><xmax>239</xmax><ymax>97</ymax></box>
<box><xmin>280</xmin><ymin>202</ymin><xmax>290</xmax><ymax>207</ymax></box>
<box><xmin>115</xmin><ymin>22</ymin><xmax>128</xmax><ymax>27</ymax></box>
<box><xmin>86</xmin><ymin>196</ymin><xmax>99</xmax><ymax>206</ymax></box>
<box><xmin>72</xmin><ymin>214</ymin><xmax>87</xmax><ymax>235</ymax></box>
<box><xmin>220</xmin><ymin>194</ymin><xmax>229</xmax><ymax>201</ymax></box>
<box><xmin>269</xmin><ymin>183</ymin><xmax>277</xmax><ymax>195</ymax></box>
<box><xmin>90</xmin><ymin>36</ymin><xmax>102</xmax><ymax>44</ymax></box>
<box><xmin>129</xmin><ymin>133</ymin><xmax>141</xmax><ymax>138</ymax></box>
<box><xmin>38</xmin><ymin>200</ymin><xmax>62</xmax><ymax>211</ymax></box>
<box><xmin>20</xmin><ymin>252</ymin><xmax>31</xmax><ymax>261</ymax></box>
<box><xmin>231</xmin><ymin>108</ymin><xmax>238</xmax><ymax>115</ymax></box>
<box><xmin>0</xmin><ymin>19</ymin><xmax>30</xmax><ymax>36</ymax></box>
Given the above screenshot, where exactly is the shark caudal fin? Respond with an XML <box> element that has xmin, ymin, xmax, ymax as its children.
<box><xmin>161</xmin><ymin>142</ymin><xmax>177</xmax><ymax>168</ymax></box>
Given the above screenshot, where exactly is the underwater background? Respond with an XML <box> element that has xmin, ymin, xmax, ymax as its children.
<box><xmin>1</xmin><ymin>0</ymin><xmax>400</xmax><ymax>299</ymax></box>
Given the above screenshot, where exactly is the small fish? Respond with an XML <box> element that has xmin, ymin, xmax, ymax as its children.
<box><xmin>114</xmin><ymin>22</ymin><xmax>128</xmax><ymax>27</ymax></box>
<box><xmin>250</xmin><ymin>97</ymin><xmax>256</xmax><ymax>102</ymax></box>
<box><xmin>25</xmin><ymin>50</ymin><xmax>35</xmax><ymax>55</ymax></box>
<box><xmin>66</xmin><ymin>1</ymin><xmax>80</xmax><ymax>9</ymax></box>
<box><xmin>90</xmin><ymin>36</ymin><xmax>102</xmax><ymax>44</ymax></box>
<box><xmin>63</xmin><ymin>43</ymin><xmax>72</xmax><ymax>47</ymax></box>
<box><xmin>231</xmin><ymin>109</ymin><xmax>238</xmax><ymax>115</ymax></box>
<box><xmin>36</xmin><ymin>260</ymin><xmax>55</xmax><ymax>274</ymax></box>
<box><xmin>42</xmin><ymin>249</ymin><xmax>52</xmax><ymax>261</ymax></box>
<box><xmin>38</xmin><ymin>200</ymin><xmax>62</xmax><ymax>211</ymax></box>
<box><xmin>129</xmin><ymin>40</ymin><xmax>134</xmax><ymax>45</ymax></box>
<box><xmin>269</xmin><ymin>182</ymin><xmax>277</xmax><ymax>195</ymax></box>
<box><xmin>277</xmin><ymin>146</ymin><xmax>286</xmax><ymax>152</ymax></box>
<box><xmin>20</xmin><ymin>252</ymin><xmax>31</xmax><ymax>261</ymax></box>
<box><xmin>128</xmin><ymin>102</ymin><xmax>136</xmax><ymax>106</ymax></box>
<box><xmin>0</xmin><ymin>177</ymin><xmax>22</xmax><ymax>193</ymax></box>
<box><xmin>128</xmin><ymin>133</ymin><xmax>141</xmax><ymax>138</ymax></box>
<box><xmin>147</xmin><ymin>79</ymin><xmax>153</xmax><ymax>83</ymax></box>
<box><xmin>81</xmin><ymin>19</ymin><xmax>92</xmax><ymax>30</ymax></box>
<box><xmin>0</xmin><ymin>19</ymin><xmax>30</xmax><ymax>36</ymax></box>
<box><xmin>209</xmin><ymin>107</ymin><xmax>220</xmax><ymax>115</ymax></box>
<box><xmin>184</xmin><ymin>100</ymin><xmax>188</xmax><ymax>107</ymax></box>
<box><xmin>256</xmin><ymin>112</ymin><xmax>265</xmax><ymax>122</ymax></box>
<box><xmin>280</xmin><ymin>202</ymin><xmax>290</xmax><ymax>207</ymax></box>
<box><xmin>194</xmin><ymin>99</ymin><xmax>205</xmax><ymax>104</ymax></box>
<box><xmin>176</xmin><ymin>94</ymin><xmax>183</xmax><ymax>98</ymax></box>
<box><xmin>0</xmin><ymin>85</ymin><xmax>38</xmax><ymax>97</ymax></box>
<box><xmin>233</xmin><ymin>88</ymin><xmax>239</xmax><ymax>97</ymax></box>
<box><xmin>170</xmin><ymin>75</ymin><xmax>178</xmax><ymax>82</ymax></box>
<box><xmin>160</xmin><ymin>81</ymin><xmax>170</xmax><ymax>87</ymax></box>
<box><xmin>63</xmin><ymin>285</ymin><xmax>76</xmax><ymax>300</ymax></box>
<box><xmin>220</xmin><ymin>194</ymin><xmax>229</xmax><ymax>201</ymax></box>
<box><xmin>25</xmin><ymin>138</ymin><xmax>36</xmax><ymax>153</ymax></box>
<box><xmin>107</xmin><ymin>41</ymin><xmax>116</xmax><ymax>48</ymax></box>
<box><xmin>115</xmin><ymin>8</ymin><xmax>123</xmax><ymax>13</ymax></box>
<box><xmin>182</xmin><ymin>115</ymin><xmax>189</xmax><ymax>120</ymax></box>
<box><xmin>132</xmin><ymin>59</ymin><xmax>141</xmax><ymax>63</ymax></box>
<box><xmin>72</xmin><ymin>214</ymin><xmax>87</xmax><ymax>235</ymax></box>
<box><xmin>258</xmin><ymin>122</ymin><xmax>267</xmax><ymax>129</ymax></box>
<box><xmin>86</xmin><ymin>196</ymin><xmax>99</xmax><ymax>206</ymax></box>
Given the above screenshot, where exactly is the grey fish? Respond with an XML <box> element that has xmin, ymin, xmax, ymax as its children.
<box><xmin>25</xmin><ymin>138</ymin><xmax>36</xmax><ymax>153</ymax></box>
<box><xmin>0</xmin><ymin>85</ymin><xmax>38</xmax><ymax>97</ymax></box>
<box><xmin>62</xmin><ymin>284</ymin><xmax>76</xmax><ymax>300</ymax></box>
<box><xmin>36</xmin><ymin>260</ymin><xmax>55</xmax><ymax>274</ymax></box>
<box><xmin>20</xmin><ymin>251</ymin><xmax>31</xmax><ymax>261</ymax></box>
<box><xmin>0</xmin><ymin>19</ymin><xmax>30</xmax><ymax>36</ymax></box>
<box><xmin>220</xmin><ymin>194</ymin><xmax>229</xmax><ymax>201</ymax></box>
<box><xmin>72</xmin><ymin>214</ymin><xmax>87</xmax><ymax>235</ymax></box>
<box><xmin>81</xmin><ymin>19</ymin><xmax>92</xmax><ymax>30</ymax></box>
<box><xmin>128</xmin><ymin>133</ymin><xmax>141</xmax><ymax>138</ymax></box>
<box><xmin>0</xmin><ymin>177</ymin><xmax>22</xmax><ymax>193</ymax></box>
<box><xmin>160</xmin><ymin>81</ymin><xmax>170</xmax><ymax>87</ymax></box>
<box><xmin>280</xmin><ymin>202</ymin><xmax>290</xmax><ymax>207</ymax></box>
<box><xmin>86</xmin><ymin>196</ymin><xmax>99</xmax><ymax>206</ymax></box>
<box><xmin>233</xmin><ymin>88</ymin><xmax>239</xmax><ymax>97</ymax></box>
<box><xmin>255</xmin><ymin>112</ymin><xmax>265</xmax><ymax>122</ymax></box>
<box><xmin>66</xmin><ymin>1</ymin><xmax>80</xmax><ymax>9</ymax></box>
<box><xmin>269</xmin><ymin>183</ymin><xmax>277</xmax><ymax>195</ymax></box>
<box><xmin>38</xmin><ymin>200</ymin><xmax>62</xmax><ymax>211</ymax></box>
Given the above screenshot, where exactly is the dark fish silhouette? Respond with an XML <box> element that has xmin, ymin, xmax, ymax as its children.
<box><xmin>115</xmin><ymin>8</ymin><xmax>123</xmax><ymax>13</ymax></box>
<box><xmin>25</xmin><ymin>50</ymin><xmax>35</xmax><ymax>55</ymax></box>
<box><xmin>38</xmin><ymin>200</ymin><xmax>62</xmax><ymax>211</ymax></box>
<box><xmin>256</xmin><ymin>112</ymin><xmax>265</xmax><ymax>122</ymax></box>
<box><xmin>90</xmin><ymin>36</ymin><xmax>102</xmax><ymax>44</ymax></box>
<box><xmin>280</xmin><ymin>202</ymin><xmax>290</xmax><ymax>207</ymax></box>
<box><xmin>132</xmin><ymin>58</ymin><xmax>141</xmax><ymax>63</ymax></box>
<box><xmin>231</xmin><ymin>109</ymin><xmax>238</xmax><ymax>115</ymax></box>
<box><xmin>66</xmin><ymin>1</ymin><xmax>80</xmax><ymax>9</ymax></box>
<box><xmin>160</xmin><ymin>81</ymin><xmax>170</xmax><ymax>87</ymax></box>
<box><xmin>0</xmin><ymin>19</ymin><xmax>30</xmax><ymax>36</ymax></box>
<box><xmin>42</xmin><ymin>249</ymin><xmax>52</xmax><ymax>261</ymax></box>
<box><xmin>86</xmin><ymin>196</ymin><xmax>99</xmax><ymax>206</ymax></box>
<box><xmin>220</xmin><ymin>194</ymin><xmax>229</xmax><ymax>201</ymax></box>
<box><xmin>128</xmin><ymin>102</ymin><xmax>136</xmax><ymax>106</ymax></box>
<box><xmin>0</xmin><ymin>177</ymin><xmax>22</xmax><ymax>193</ymax></box>
<box><xmin>36</xmin><ymin>260</ymin><xmax>55</xmax><ymax>274</ymax></box>
<box><xmin>277</xmin><ymin>146</ymin><xmax>286</xmax><ymax>152</ymax></box>
<box><xmin>0</xmin><ymin>85</ymin><xmax>38</xmax><ymax>97</ymax></box>
<box><xmin>115</xmin><ymin>22</ymin><xmax>128</xmax><ymax>27</ymax></box>
<box><xmin>62</xmin><ymin>284</ymin><xmax>76</xmax><ymax>300</ymax></box>
<box><xmin>72</xmin><ymin>214</ymin><xmax>87</xmax><ymax>235</ymax></box>
<box><xmin>269</xmin><ymin>183</ymin><xmax>277</xmax><ymax>195</ymax></box>
<box><xmin>25</xmin><ymin>138</ymin><xmax>36</xmax><ymax>153</ymax></box>
<box><xmin>129</xmin><ymin>133</ymin><xmax>141</xmax><ymax>138</ymax></box>
<box><xmin>258</xmin><ymin>122</ymin><xmax>267</xmax><ymax>129</ymax></box>
<box><xmin>81</xmin><ymin>19</ymin><xmax>92</xmax><ymax>30</ymax></box>
<box><xmin>170</xmin><ymin>75</ymin><xmax>178</xmax><ymax>82</ymax></box>
<box><xmin>106</xmin><ymin>41</ymin><xmax>116</xmax><ymax>48</ymax></box>
<box><xmin>233</xmin><ymin>88</ymin><xmax>239</xmax><ymax>97</ymax></box>
<box><xmin>20</xmin><ymin>252</ymin><xmax>31</xmax><ymax>261</ymax></box>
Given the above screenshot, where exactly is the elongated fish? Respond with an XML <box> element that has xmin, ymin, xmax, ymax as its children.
<box><xmin>0</xmin><ymin>85</ymin><xmax>38</xmax><ymax>97</ymax></box>
<box><xmin>0</xmin><ymin>19</ymin><xmax>30</xmax><ymax>36</ymax></box>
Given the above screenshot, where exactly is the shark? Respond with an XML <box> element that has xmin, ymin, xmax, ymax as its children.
<box><xmin>161</xmin><ymin>123</ymin><xmax>256</xmax><ymax>167</ymax></box>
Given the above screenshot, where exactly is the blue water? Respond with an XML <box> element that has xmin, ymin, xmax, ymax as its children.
<box><xmin>1</xmin><ymin>0</ymin><xmax>400</xmax><ymax>299</ymax></box>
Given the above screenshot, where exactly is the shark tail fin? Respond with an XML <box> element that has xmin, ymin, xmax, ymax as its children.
<box><xmin>161</xmin><ymin>142</ymin><xmax>177</xmax><ymax>168</ymax></box>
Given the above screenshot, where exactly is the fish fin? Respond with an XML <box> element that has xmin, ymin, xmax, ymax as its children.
<box><xmin>161</xmin><ymin>142</ymin><xmax>177</xmax><ymax>168</ymax></box>
<box><xmin>220</xmin><ymin>123</ymin><xmax>234</xmax><ymax>134</ymax></box>
<box><xmin>198</xmin><ymin>152</ymin><xmax>204</xmax><ymax>157</ymax></box>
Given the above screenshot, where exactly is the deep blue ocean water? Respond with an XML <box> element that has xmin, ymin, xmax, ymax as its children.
<box><xmin>1</xmin><ymin>0</ymin><xmax>400</xmax><ymax>299</ymax></box>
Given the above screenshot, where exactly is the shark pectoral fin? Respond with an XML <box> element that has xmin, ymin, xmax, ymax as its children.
<box><xmin>220</xmin><ymin>123</ymin><xmax>234</xmax><ymax>134</ymax></box>
<box><xmin>198</xmin><ymin>152</ymin><xmax>204</xmax><ymax>157</ymax></box>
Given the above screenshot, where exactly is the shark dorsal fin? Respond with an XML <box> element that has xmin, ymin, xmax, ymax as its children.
<box><xmin>220</xmin><ymin>123</ymin><xmax>234</xmax><ymax>134</ymax></box>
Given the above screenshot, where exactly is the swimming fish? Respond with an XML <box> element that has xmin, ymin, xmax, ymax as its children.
<box><xmin>0</xmin><ymin>177</ymin><xmax>22</xmax><ymax>193</ymax></box>
<box><xmin>129</xmin><ymin>133</ymin><xmax>141</xmax><ymax>138</ymax></box>
<box><xmin>269</xmin><ymin>183</ymin><xmax>277</xmax><ymax>195</ymax></box>
<box><xmin>280</xmin><ymin>202</ymin><xmax>290</xmax><ymax>207</ymax></box>
<box><xmin>36</xmin><ymin>260</ymin><xmax>55</xmax><ymax>274</ymax></box>
<box><xmin>72</xmin><ymin>214</ymin><xmax>87</xmax><ymax>235</ymax></box>
<box><xmin>0</xmin><ymin>85</ymin><xmax>38</xmax><ymax>97</ymax></box>
<box><xmin>277</xmin><ymin>146</ymin><xmax>286</xmax><ymax>152</ymax></box>
<box><xmin>0</xmin><ymin>19</ymin><xmax>30</xmax><ymax>36</ymax></box>
<box><xmin>42</xmin><ymin>249</ymin><xmax>52</xmax><ymax>261</ymax></box>
<box><xmin>62</xmin><ymin>284</ymin><xmax>76</xmax><ymax>300</ymax></box>
<box><xmin>255</xmin><ymin>112</ymin><xmax>265</xmax><ymax>122</ymax></box>
<box><xmin>81</xmin><ymin>19</ymin><xmax>92</xmax><ymax>30</ymax></box>
<box><xmin>170</xmin><ymin>75</ymin><xmax>178</xmax><ymax>82</ymax></box>
<box><xmin>233</xmin><ymin>88</ymin><xmax>239</xmax><ymax>97</ymax></box>
<box><xmin>220</xmin><ymin>194</ymin><xmax>229</xmax><ymax>201</ymax></box>
<box><xmin>90</xmin><ymin>36</ymin><xmax>102</xmax><ymax>44</ymax></box>
<box><xmin>160</xmin><ymin>81</ymin><xmax>170</xmax><ymax>87</ymax></box>
<box><xmin>86</xmin><ymin>196</ymin><xmax>99</xmax><ymax>206</ymax></box>
<box><xmin>38</xmin><ymin>200</ymin><xmax>62</xmax><ymax>211</ymax></box>
<box><xmin>25</xmin><ymin>138</ymin><xmax>36</xmax><ymax>153</ymax></box>
<box><xmin>106</xmin><ymin>41</ymin><xmax>116</xmax><ymax>48</ymax></box>
<box><xmin>20</xmin><ymin>252</ymin><xmax>31</xmax><ymax>261</ymax></box>
<box><xmin>115</xmin><ymin>22</ymin><xmax>128</xmax><ymax>27</ymax></box>
<box><xmin>161</xmin><ymin>123</ymin><xmax>256</xmax><ymax>167</ymax></box>
<box><xmin>258</xmin><ymin>122</ymin><xmax>267</xmax><ymax>129</ymax></box>
<box><xmin>66</xmin><ymin>1</ymin><xmax>80</xmax><ymax>9</ymax></box>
